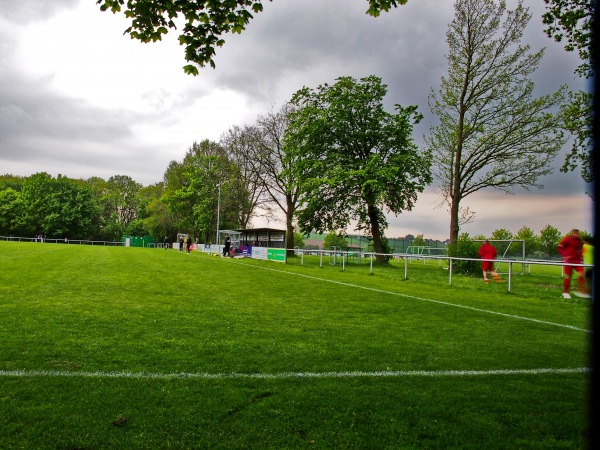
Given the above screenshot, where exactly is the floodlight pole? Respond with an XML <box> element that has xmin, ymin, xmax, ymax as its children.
<box><xmin>216</xmin><ymin>183</ymin><xmax>221</xmax><ymax>246</ymax></box>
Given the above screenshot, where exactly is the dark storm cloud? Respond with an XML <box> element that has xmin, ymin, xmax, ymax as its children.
<box><xmin>207</xmin><ymin>0</ymin><xmax>578</xmax><ymax>106</ymax></box>
<box><xmin>211</xmin><ymin>0</ymin><xmax>454</xmax><ymax>106</ymax></box>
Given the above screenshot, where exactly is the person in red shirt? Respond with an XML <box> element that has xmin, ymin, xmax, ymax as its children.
<box><xmin>557</xmin><ymin>229</ymin><xmax>589</xmax><ymax>299</ymax></box>
<box><xmin>478</xmin><ymin>240</ymin><xmax>501</xmax><ymax>284</ymax></box>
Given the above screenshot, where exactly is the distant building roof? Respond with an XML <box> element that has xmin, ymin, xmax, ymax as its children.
<box><xmin>234</xmin><ymin>227</ymin><xmax>285</xmax><ymax>233</ymax></box>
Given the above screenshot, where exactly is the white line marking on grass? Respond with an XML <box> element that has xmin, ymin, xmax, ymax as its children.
<box><xmin>0</xmin><ymin>367</ymin><xmax>590</xmax><ymax>380</ymax></box>
<box><xmin>233</xmin><ymin>261</ymin><xmax>591</xmax><ymax>333</ymax></box>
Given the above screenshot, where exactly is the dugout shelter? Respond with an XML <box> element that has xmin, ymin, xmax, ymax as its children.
<box><xmin>235</xmin><ymin>227</ymin><xmax>286</xmax><ymax>249</ymax></box>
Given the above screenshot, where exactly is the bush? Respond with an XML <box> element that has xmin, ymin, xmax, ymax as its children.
<box><xmin>448</xmin><ymin>233</ymin><xmax>480</xmax><ymax>275</ymax></box>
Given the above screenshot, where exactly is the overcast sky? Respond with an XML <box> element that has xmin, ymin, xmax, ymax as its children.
<box><xmin>0</xmin><ymin>0</ymin><xmax>593</xmax><ymax>240</ymax></box>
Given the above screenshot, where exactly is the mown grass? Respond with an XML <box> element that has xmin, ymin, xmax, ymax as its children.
<box><xmin>0</xmin><ymin>242</ymin><xmax>591</xmax><ymax>448</ymax></box>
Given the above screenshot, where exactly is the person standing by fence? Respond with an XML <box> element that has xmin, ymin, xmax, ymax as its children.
<box><xmin>223</xmin><ymin>234</ymin><xmax>231</xmax><ymax>257</ymax></box>
<box><xmin>478</xmin><ymin>240</ymin><xmax>502</xmax><ymax>284</ymax></box>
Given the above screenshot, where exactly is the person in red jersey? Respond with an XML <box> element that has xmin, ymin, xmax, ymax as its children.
<box><xmin>558</xmin><ymin>229</ymin><xmax>590</xmax><ymax>299</ymax></box>
<box><xmin>478</xmin><ymin>240</ymin><xmax>501</xmax><ymax>284</ymax></box>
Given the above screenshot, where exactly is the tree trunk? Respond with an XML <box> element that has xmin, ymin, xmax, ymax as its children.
<box><xmin>285</xmin><ymin>195</ymin><xmax>295</xmax><ymax>257</ymax></box>
<box><xmin>367</xmin><ymin>202</ymin><xmax>386</xmax><ymax>263</ymax></box>
<box><xmin>449</xmin><ymin>195</ymin><xmax>460</xmax><ymax>246</ymax></box>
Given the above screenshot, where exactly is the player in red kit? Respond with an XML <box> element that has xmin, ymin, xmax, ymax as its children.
<box><xmin>478</xmin><ymin>240</ymin><xmax>502</xmax><ymax>284</ymax></box>
<box><xmin>557</xmin><ymin>229</ymin><xmax>590</xmax><ymax>299</ymax></box>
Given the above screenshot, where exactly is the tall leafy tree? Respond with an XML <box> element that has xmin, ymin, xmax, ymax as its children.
<box><xmin>0</xmin><ymin>174</ymin><xmax>25</xmax><ymax>192</ymax></box>
<box><xmin>490</xmin><ymin>228</ymin><xmax>518</xmax><ymax>257</ymax></box>
<box><xmin>539</xmin><ymin>224</ymin><xmax>562</xmax><ymax>259</ymax></box>
<box><xmin>490</xmin><ymin>228</ymin><xmax>513</xmax><ymax>241</ymax></box>
<box><xmin>220</xmin><ymin>125</ymin><xmax>266</xmax><ymax>228</ymax></box>
<box><xmin>427</xmin><ymin>0</ymin><xmax>567</xmax><ymax>245</ymax></box>
<box><xmin>96</xmin><ymin>0</ymin><xmax>408</xmax><ymax>74</ymax></box>
<box><xmin>0</xmin><ymin>175</ymin><xmax>25</xmax><ymax>235</ymax></box>
<box><xmin>323</xmin><ymin>231</ymin><xmax>348</xmax><ymax>250</ymax></box>
<box><xmin>144</xmin><ymin>196</ymin><xmax>177</xmax><ymax>241</ymax></box>
<box><xmin>0</xmin><ymin>188</ymin><xmax>22</xmax><ymax>236</ymax></box>
<box><xmin>286</xmin><ymin>75</ymin><xmax>432</xmax><ymax>262</ymax></box>
<box><xmin>133</xmin><ymin>183</ymin><xmax>174</xmax><ymax>240</ymax></box>
<box><xmin>163</xmin><ymin>140</ymin><xmax>241</xmax><ymax>242</ymax></box>
<box><xmin>17</xmin><ymin>172</ymin><xmax>54</xmax><ymax>236</ymax></box>
<box><xmin>543</xmin><ymin>0</ymin><xmax>594</xmax><ymax>183</ymax></box>
<box><xmin>16</xmin><ymin>173</ymin><xmax>98</xmax><ymax>239</ymax></box>
<box><xmin>412</xmin><ymin>234</ymin><xmax>426</xmax><ymax>248</ymax></box>
<box><xmin>45</xmin><ymin>176</ymin><xmax>99</xmax><ymax>240</ymax></box>
<box><xmin>515</xmin><ymin>225</ymin><xmax>539</xmax><ymax>257</ymax></box>
<box><xmin>107</xmin><ymin>175</ymin><xmax>142</xmax><ymax>227</ymax></box>
<box><xmin>249</xmin><ymin>103</ymin><xmax>306</xmax><ymax>253</ymax></box>
<box><xmin>98</xmin><ymin>175</ymin><xmax>143</xmax><ymax>239</ymax></box>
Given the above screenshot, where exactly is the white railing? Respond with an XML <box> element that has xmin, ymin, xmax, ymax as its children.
<box><xmin>294</xmin><ymin>249</ymin><xmax>592</xmax><ymax>293</ymax></box>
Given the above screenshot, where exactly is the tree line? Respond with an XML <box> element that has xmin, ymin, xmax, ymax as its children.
<box><xmin>0</xmin><ymin>167</ymin><xmax>586</xmax><ymax>260</ymax></box>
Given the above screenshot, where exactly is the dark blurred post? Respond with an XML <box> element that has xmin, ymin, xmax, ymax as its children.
<box><xmin>591</xmin><ymin>0</ymin><xmax>599</xmax><ymax>445</ymax></box>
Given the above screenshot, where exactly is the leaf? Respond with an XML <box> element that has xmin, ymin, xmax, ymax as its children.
<box><xmin>111</xmin><ymin>416</ymin><xmax>128</xmax><ymax>427</ymax></box>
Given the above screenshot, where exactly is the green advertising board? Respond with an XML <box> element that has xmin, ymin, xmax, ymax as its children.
<box><xmin>267</xmin><ymin>248</ymin><xmax>286</xmax><ymax>262</ymax></box>
<box><xmin>122</xmin><ymin>235</ymin><xmax>156</xmax><ymax>247</ymax></box>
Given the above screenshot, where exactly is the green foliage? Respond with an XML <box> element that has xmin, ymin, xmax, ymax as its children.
<box><xmin>490</xmin><ymin>228</ymin><xmax>513</xmax><ymax>241</ymax></box>
<box><xmin>539</xmin><ymin>224</ymin><xmax>563</xmax><ymax>259</ymax></box>
<box><xmin>515</xmin><ymin>226</ymin><xmax>539</xmax><ymax>257</ymax></box>
<box><xmin>542</xmin><ymin>0</ymin><xmax>594</xmax><ymax>79</ymax></box>
<box><xmin>367</xmin><ymin>234</ymin><xmax>392</xmax><ymax>259</ymax></box>
<box><xmin>12</xmin><ymin>173</ymin><xmax>99</xmax><ymax>239</ymax></box>
<box><xmin>412</xmin><ymin>234</ymin><xmax>426</xmax><ymax>247</ymax></box>
<box><xmin>125</xmin><ymin>218</ymin><xmax>149</xmax><ymax>237</ymax></box>
<box><xmin>322</xmin><ymin>231</ymin><xmax>348</xmax><ymax>250</ymax></box>
<box><xmin>293</xmin><ymin>231</ymin><xmax>305</xmax><ymax>248</ymax></box>
<box><xmin>542</xmin><ymin>1</ymin><xmax>594</xmax><ymax>182</ymax></box>
<box><xmin>0</xmin><ymin>188</ymin><xmax>22</xmax><ymax>236</ymax></box>
<box><xmin>558</xmin><ymin>90</ymin><xmax>593</xmax><ymax>183</ymax></box>
<box><xmin>144</xmin><ymin>197</ymin><xmax>176</xmax><ymax>241</ymax></box>
<box><xmin>163</xmin><ymin>140</ymin><xmax>243</xmax><ymax>242</ymax></box>
<box><xmin>0</xmin><ymin>174</ymin><xmax>25</xmax><ymax>192</ymax></box>
<box><xmin>286</xmin><ymin>75</ymin><xmax>431</xmax><ymax>261</ymax></box>
<box><xmin>100</xmin><ymin>175</ymin><xmax>143</xmax><ymax>240</ymax></box>
<box><xmin>488</xmin><ymin>229</ymin><xmax>519</xmax><ymax>257</ymax></box>
<box><xmin>97</xmin><ymin>0</ymin><xmax>408</xmax><ymax>72</ymax></box>
<box><xmin>447</xmin><ymin>233</ymin><xmax>479</xmax><ymax>275</ymax></box>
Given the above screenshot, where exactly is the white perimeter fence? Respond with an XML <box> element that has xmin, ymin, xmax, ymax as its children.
<box><xmin>294</xmin><ymin>249</ymin><xmax>593</xmax><ymax>293</ymax></box>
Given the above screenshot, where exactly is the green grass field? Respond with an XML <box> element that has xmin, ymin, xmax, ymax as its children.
<box><xmin>0</xmin><ymin>242</ymin><xmax>591</xmax><ymax>448</ymax></box>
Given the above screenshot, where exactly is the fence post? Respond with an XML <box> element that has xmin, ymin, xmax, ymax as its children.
<box><xmin>449</xmin><ymin>257</ymin><xmax>453</xmax><ymax>286</ymax></box>
<box><xmin>370</xmin><ymin>254</ymin><xmax>374</xmax><ymax>275</ymax></box>
<box><xmin>508</xmin><ymin>261</ymin><xmax>512</xmax><ymax>293</ymax></box>
<box><xmin>320</xmin><ymin>251</ymin><xmax>323</xmax><ymax>268</ymax></box>
<box><xmin>404</xmin><ymin>256</ymin><xmax>408</xmax><ymax>280</ymax></box>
